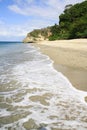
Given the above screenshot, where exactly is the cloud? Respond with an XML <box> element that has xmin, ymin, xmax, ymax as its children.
<box><xmin>8</xmin><ymin>5</ymin><xmax>26</xmax><ymax>15</ymax></box>
<box><xmin>0</xmin><ymin>20</ymin><xmax>29</xmax><ymax>40</ymax></box>
<box><xmin>0</xmin><ymin>0</ymin><xmax>84</xmax><ymax>40</ymax></box>
<box><xmin>8</xmin><ymin>0</ymin><xmax>84</xmax><ymax>19</ymax></box>
<box><xmin>8</xmin><ymin>0</ymin><xmax>65</xmax><ymax>20</ymax></box>
<box><xmin>0</xmin><ymin>18</ymin><xmax>54</xmax><ymax>40</ymax></box>
<box><xmin>0</xmin><ymin>23</ymin><xmax>25</xmax><ymax>37</ymax></box>
<box><xmin>8</xmin><ymin>0</ymin><xmax>84</xmax><ymax>22</ymax></box>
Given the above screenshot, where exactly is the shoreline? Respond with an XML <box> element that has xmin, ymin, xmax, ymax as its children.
<box><xmin>32</xmin><ymin>39</ymin><xmax>87</xmax><ymax>92</ymax></box>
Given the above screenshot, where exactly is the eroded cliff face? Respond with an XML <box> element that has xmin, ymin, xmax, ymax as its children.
<box><xmin>23</xmin><ymin>34</ymin><xmax>46</xmax><ymax>43</ymax></box>
<box><xmin>23</xmin><ymin>34</ymin><xmax>35</xmax><ymax>43</ymax></box>
<box><xmin>23</xmin><ymin>27</ymin><xmax>52</xmax><ymax>43</ymax></box>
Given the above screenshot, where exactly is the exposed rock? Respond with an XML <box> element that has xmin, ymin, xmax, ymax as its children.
<box><xmin>23</xmin><ymin>27</ymin><xmax>52</xmax><ymax>43</ymax></box>
<box><xmin>23</xmin><ymin>35</ymin><xmax>35</xmax><ymax>43</ymax></box>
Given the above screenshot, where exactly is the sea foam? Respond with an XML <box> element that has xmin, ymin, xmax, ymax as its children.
<box><xmin>0</xmin><ymin>43</ymin><xmax>87</xmax><ymax>130</ymax></box>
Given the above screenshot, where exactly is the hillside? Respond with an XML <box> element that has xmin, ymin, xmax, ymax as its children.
<box><xmin>23</xmin><ymin>27</ymin><xmax>52</xmax><ymax>43</ymax></box>
<box><xmin>49</xmin><ymin>0</ymin><xmax>87</xmax><ymax>40</ymax></box>
<box><xmin>23</xmin><ymin>1</ymin><xmax>87</xmax><ymax>42</ymax></box>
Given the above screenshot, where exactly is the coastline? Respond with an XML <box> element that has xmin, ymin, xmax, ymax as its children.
<box><xmin>33</xmin><ymin>39</ymin><xmax>87</xmax><ymax>92</ymax></box>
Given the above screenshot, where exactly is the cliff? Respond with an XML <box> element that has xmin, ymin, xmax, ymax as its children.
<box><xmin>23</xmin><ymin>27</ymin><xmax>52</xmax><ymax>43</ymax></box>
<box><xmin>23</xmin><ymin>1</ymin><xmax>87</xmax><ymax>42</ymax></box>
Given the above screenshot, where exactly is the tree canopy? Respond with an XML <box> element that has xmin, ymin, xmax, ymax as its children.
<box><xmin>49</xmin><ymin>0</ymin><xmax>87</xmax><ymax>40</ymax></box>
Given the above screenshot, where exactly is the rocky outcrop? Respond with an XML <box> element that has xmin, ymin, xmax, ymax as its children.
<box><xmin>23</xmin><ymin>35</ymin><xmax>35</xmax><ymax>43</ymax></box>
<box><xmin>23</xmin><ymin>34</ymin><xmax>45</xmax><ymax>43</ymax></box>
<box><xmin>23</xmin><ymin>27</ymin><xmax>52</xmax><ymax>43</ymax></box>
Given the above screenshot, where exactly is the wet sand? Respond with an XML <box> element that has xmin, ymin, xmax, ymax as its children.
<box><xmin>33</xmin><ymin>39</ymin><xmax>87</xmax><ymax>92</ymax></box>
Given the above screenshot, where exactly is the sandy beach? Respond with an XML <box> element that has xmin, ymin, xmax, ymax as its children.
<box><xmin>33</xmin><ymin>39</ymin><xmax>87</xmax><ymax>92</ymax></box>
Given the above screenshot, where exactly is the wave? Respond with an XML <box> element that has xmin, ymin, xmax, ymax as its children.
<box><xmin>0</xmin><ymin>44</ymin><xmax>87</xmax><ymax>130</ymax></box>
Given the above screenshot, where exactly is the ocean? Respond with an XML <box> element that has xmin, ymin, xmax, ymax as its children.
<box><xmin>0</xmin><ymin>41</ymin><xmax>87</xmax><ymax>130</ymax></box>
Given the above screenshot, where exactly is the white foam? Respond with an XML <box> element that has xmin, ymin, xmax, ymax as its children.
<box><xmin>0</xmin><ymin>44</ymin><xmax>87</xmax><ymax>130</ymax></box>
<box><xmin>12</xmin><ymin>47</ymin><xmax>87</xmax><ymax>104</ymax></box>
<box><xmin>0</xmin><ymin>109</ymin><xmax>11</xmax><ymax>117</ymax></box>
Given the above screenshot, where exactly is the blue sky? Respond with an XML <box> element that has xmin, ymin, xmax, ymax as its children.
<box><xmin>0</xmin><ymin>0</ymin><xmax>84</xmax><ymax>41</ymax></box>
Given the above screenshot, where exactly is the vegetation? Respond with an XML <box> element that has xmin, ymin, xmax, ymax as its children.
<box><xmin>26</xmin><ymin>1</ymin><xmax>87</xmax><ymax>41</ymax></box>
<box><xmin>28</xmin><ymin>27</ymin><xmax>51</xmax><ymax>39</ymax></box>
<box><xmin>49</xmin><ymin>0</ymin><xmax>87</xmax><ymax>40</ymax></box>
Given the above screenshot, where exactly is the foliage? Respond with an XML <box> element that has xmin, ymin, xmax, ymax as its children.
<box><xmin>28</xmin><ymin>27</ymin><xmax>51</xmax><ymax>39</ymax></box>
<box><xmin>49</xmin><ymin>1</ymin><xmax>87</xmax><ymax>40</ymax></box>
<box><xmin>27</xmin><ymin>1</ymin><xmax>87</xmax><ymax>41</ymax></box>
<box><xmin>49</xmin><ymin>24</ymin><xmax>61</xmax><ymax>40</ymax></box>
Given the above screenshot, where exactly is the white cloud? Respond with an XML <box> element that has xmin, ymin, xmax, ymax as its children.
<box><xmin>8</xmin><ymin>4</ymin><xmax>59</xmax><ymax>19</ymax></box>
<box><xmin>8</xmin><ymin>0</ymin><xmax>84</xmax><ymax>19</ymax></box>
<box><xmin>0</xmin><ymin>21</ymin><xmax>29</xmax><ymax>38</ymax></box>
<box><xmin>8</xmin><ymin>5</ymin><xmax>27</xmax><ymax>15</ymax></box>
<box><xmin>8</xmin><ymin>0</ymin><xmax>63</xmax><ymax>20</ymax></box>
<box><xmin>0</xmin><ymin>18</ymin><xmax>54</xmax><ymax>40</ymax></box>
<box><xmin>0</xmin><ymin>0</ymin><xmax>84</xmax><ymax>40</ymax></box>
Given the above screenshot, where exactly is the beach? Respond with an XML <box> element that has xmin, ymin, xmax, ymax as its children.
<box><xmin>0</xmin><ymin>41</ymin><xmax>87</xmax><ymax>130</ymax></box>
<box><xmin>33</xmin><ymin>39</ymin><xmax>87</xmax><ymax>92</ymax></box>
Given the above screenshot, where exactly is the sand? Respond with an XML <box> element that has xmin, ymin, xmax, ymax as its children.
<box><xmin>33</xmin><ymin>39</ymin><xmax>87</xmax><ymax>92</ymax></box>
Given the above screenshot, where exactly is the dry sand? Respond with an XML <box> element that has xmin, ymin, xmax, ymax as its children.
<box><xmin>33</xmin><ymin>39</ymin><xmax>87</xmax><ymax>92</ymax></box>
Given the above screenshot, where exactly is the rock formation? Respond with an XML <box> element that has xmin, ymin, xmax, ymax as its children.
<box><xmin>23</xmin><ymin>27</ymin><xmax>51</xmax><ymax>43</ymax></box>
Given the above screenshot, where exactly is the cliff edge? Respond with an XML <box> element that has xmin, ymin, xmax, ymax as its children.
<box><xmin>23</xmin><ymin>27</ymin><xmax>51</xmax><ymax>43</ymax></box>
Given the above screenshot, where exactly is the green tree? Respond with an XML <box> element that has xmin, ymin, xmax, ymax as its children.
<box><xmin>49</xmin><ymin>0</ymin><xmax>87</xmax><ymax>40</ymax></box>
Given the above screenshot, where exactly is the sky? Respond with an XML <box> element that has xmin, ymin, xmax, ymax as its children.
<box><xmin>0</xmin><ymin>0</ymin><xmax>84</xmax><ymax>41</ymax></box>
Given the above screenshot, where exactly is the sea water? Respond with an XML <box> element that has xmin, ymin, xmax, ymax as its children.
<box><xmin>0</xmin><ymin>42</ymin><xmax>87</xmax><ymax>130</ymax></box>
